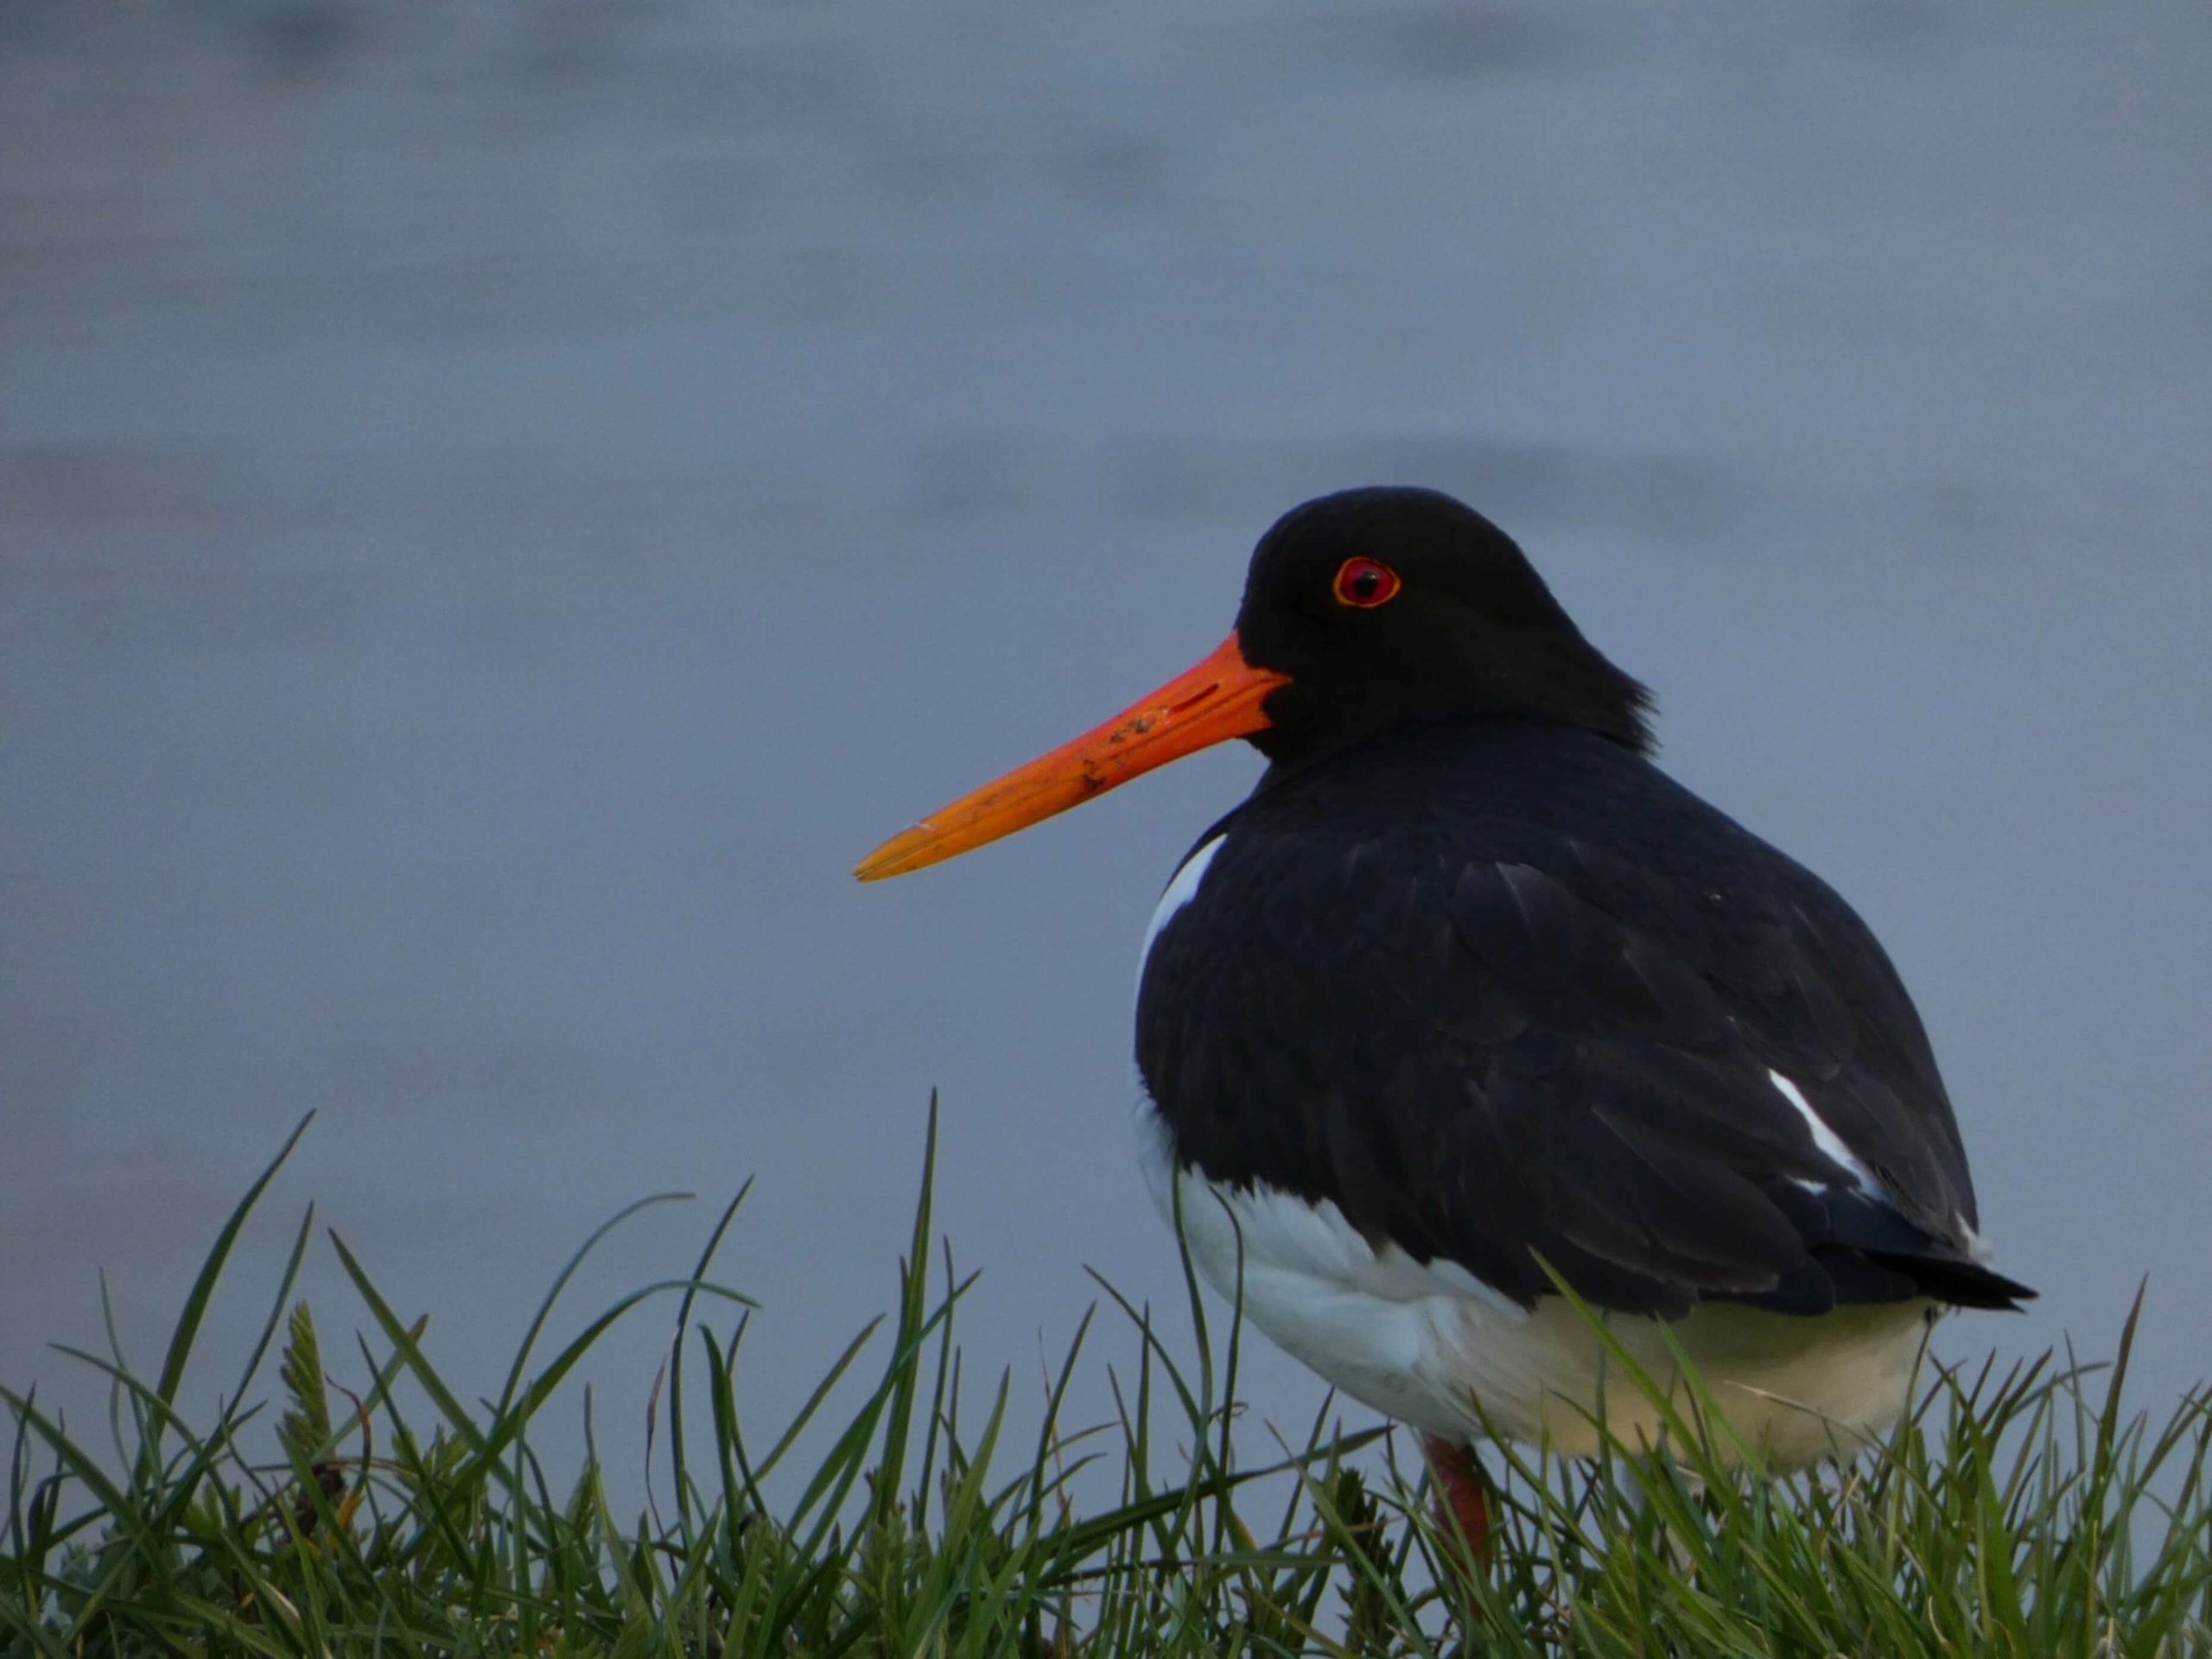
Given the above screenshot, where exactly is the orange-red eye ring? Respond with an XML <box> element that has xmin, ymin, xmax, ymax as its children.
<box><xmin>1332</xmin><ymin>556</ymin><xmax>1402</xmax><ymax>608</ymax></box>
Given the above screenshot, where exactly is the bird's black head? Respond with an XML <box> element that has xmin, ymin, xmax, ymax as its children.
<box><xmin>854</xmin><ymin>486</ymin><xmax>1654</xmax><ymax>882</ymax></box>
<box><xmin>1233</xmin><ymin>486</ymin><xmax>1654</xmax><ymax>766</ymax></box>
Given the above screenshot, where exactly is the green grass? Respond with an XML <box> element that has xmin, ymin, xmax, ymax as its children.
<box><xmin>4</xmin><ymin>1106</ymin><xmax>2208</xmax><ymax>1657</ymax></box>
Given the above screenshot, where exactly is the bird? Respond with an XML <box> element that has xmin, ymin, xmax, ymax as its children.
<box><xmin>855</xmin><ymin>486</ymin><xmax>2031</xmax><ymax>1550</ymax></box>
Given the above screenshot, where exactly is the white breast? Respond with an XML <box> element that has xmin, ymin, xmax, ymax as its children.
<box><xmin>1139</xmin><ymin>834</ymin><xmax>1227</xmax><ymax>977</ymax></box>
<box><xmin>1134</xmin><ymin>1104</ymin><xmax>1935</xmax><ymax>1465</ymax></box>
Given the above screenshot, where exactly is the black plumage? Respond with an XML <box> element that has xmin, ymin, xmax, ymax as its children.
<box><xmin>1135</xmin><ymin>489</ymin><xmax>2031</xmax><ymax>1323</ymax></box>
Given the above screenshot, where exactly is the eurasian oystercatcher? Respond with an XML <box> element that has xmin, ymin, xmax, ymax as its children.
<box><xmin>856</xmin><ymin>487</ymin><xmax>2031</xmax><ymax>1543</ymax></box>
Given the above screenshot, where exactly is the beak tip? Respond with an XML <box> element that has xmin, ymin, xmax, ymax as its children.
<box><xmin>854</xmin><ymin>825</ymin><xmax>935</xmax><ymax>883</ymax></box>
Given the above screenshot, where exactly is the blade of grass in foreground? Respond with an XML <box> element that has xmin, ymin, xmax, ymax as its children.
<box><xmin>3</xmin><ymin>1109</ymin><xmax>2208</xmax><ymax>1658</ymax></box>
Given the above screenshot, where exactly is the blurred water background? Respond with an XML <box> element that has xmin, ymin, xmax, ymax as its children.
<box><xmin>3</xmin><ymin>0</ymin><xmax>2209</xmax><ymax>1507</ymax></box>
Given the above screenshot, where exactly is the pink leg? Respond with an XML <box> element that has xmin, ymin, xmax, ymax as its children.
<box><xmin>1421</xmin><ymin>1433</ymin><xmax>1493</xmax><ymax>1569</ymax></box>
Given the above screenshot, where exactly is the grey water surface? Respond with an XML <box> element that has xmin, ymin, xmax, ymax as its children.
<box><xmin>3</xmin><ymin>0</ymin><xmax>2209</xmax><ymax>1503</ymax></box>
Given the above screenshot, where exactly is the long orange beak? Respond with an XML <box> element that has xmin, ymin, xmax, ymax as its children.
<box><xmin>854</xmin><ymin>632</ymin><xmax>1290</xmax><ymax>881</ymax></box>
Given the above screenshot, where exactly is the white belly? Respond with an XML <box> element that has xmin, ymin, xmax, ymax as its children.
<box><xmin>1135</xmin><ymin>1105</ymin><xmax>1935</xmax><ymax>1465</ymax></box>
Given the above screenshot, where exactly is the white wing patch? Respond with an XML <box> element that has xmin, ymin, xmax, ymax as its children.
<box><xmin>1768</xmin><ymin>1070</ymin><xmax>1888</xmax><ymax>1199</ymax></box>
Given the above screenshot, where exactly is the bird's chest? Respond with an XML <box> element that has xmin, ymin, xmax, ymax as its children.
<box><xmin>1134</xmin><ymin>819</ymin><xmax>1490</xmax><ymax>1184</ymax></box>
<box><xmin>1128</xmin><ymin>784</ymin><xmax>1793</xmax><ymax>1198</ymax></box>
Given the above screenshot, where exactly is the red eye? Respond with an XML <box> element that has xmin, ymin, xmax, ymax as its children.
<box><xmin>1332</xmin><ymin>556</ymin><xmax>1402</xmax><ymax>608</ymax></box>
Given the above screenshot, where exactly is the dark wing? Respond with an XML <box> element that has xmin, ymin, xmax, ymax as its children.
<box><xmin>1136</xmin><ymin>777</ymin><xmax>2032</xmax><ymax>1320</ymax></box>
